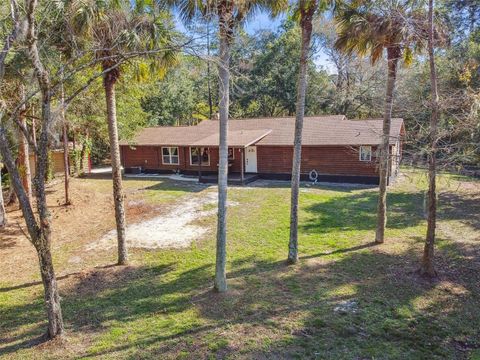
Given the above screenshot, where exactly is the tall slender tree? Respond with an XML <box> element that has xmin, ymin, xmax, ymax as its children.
<box><xmin>0</xmin><ymin>0</ymin><xmax>65</xmax><ymax>338</ymax></box>
<box><xmin>67</xmin><ymin>0</ymin><xmax>176</xmax><ymax>265</ymax></box>
<box><xmin>288</xmin><ymin>0</ymin><xmax>321</xmax><ymax>264</ymax></box>
<box><xmin>420</xmin><ymin>0</ymin><xmax>439</xmax><ymax>277</ymax></box>
<box><xmin>169</xmin><ymin>0</ymin><xmax>287</xmax><ymax>291</ymax></box>
<box><xmin>335</xmin><ymin>0</ymin><xmax>426</xmax><ymax>243</ymax></box>
<box><xmin>0</xmin><ymin>0</ymin><xmax>12</xmax><ymax>230</ymax></box>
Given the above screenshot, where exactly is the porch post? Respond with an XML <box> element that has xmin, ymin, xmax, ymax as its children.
<box><xmin>197</xmin><ymin>147</ymin><xmax>202</xmax><ymax>183</ymax></box>
<box><xmin>240</xmin><ymin>148</ymin><xmax>244</xmax><ymax>185</ymax></box>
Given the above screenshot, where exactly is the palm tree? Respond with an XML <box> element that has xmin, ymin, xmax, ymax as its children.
<box><xmin>67</xmin><ymin>0</ymin><xmax>176</xmax><ymax>265</ymax></box>
<box><xmin>169</xmin><ymin>0</ymin><xmax>287</xmax><ymax>291</ymax></box>
<box><xmin>288</xmin><ymin>0</ymin><xmax>335</xmax><ymax>264</ymax></box>
<box><xmin>335</xmin><ymin>0</ymin><xmax>425</xmax><ymax>244</ymax></box>
<box><xmin>288</xmin><ymin>0</ymin><xmax>318</xmax><ymax>263</ymax></box>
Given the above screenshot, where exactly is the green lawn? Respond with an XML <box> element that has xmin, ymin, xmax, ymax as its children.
<box><xmin>1</xmin><ymin>169</ymin><xmax>479</xmax><ymax>359</ymax></box>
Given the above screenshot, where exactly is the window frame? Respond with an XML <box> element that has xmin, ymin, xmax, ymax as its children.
<box><xmin>161</xmin><ymin>146</ymin><xmax>179</xmax><ymax>165</ymax></box>
<box><xmin>359</xmin><ymin>145</ymin><xmax>372</xmax><ymax>162</ymax></box>
<box><xmin>228</xmin><ymin>148</ymin><xmax>235</xmax><ymax>161</ymax></box>
<box><xmin>190</xmin><ymin>147</ymin><xmax>210</xmax><ymax>166</ymax></box>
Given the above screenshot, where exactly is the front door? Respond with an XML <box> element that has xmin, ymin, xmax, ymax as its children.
<box><xmin>245</xmin><ymin>146</ymin><xmax>257</xmax><ymax>173</ymax></box>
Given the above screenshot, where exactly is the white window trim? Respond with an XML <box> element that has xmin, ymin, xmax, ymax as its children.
<box><xmin>228</xmin><ymin>148</ymin><xmax>235</xmax><ymax>161</ymax></box>
<box><xmin>190</xmin><ymin>147</ymin><xmax>210</xmax><ymax>166</ymax></box>
<box><xmin>359</xmin><ymin>145</ymin><xmax>372</xmax><ymax>162</ymax></box>
<box><xmin>161</xmin><ymin>147</ymin><xmax>179</xmax><ymax>165</ymax></box>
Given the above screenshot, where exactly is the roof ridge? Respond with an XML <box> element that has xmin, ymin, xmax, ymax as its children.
<box><xmin>348</xmin><ymin>118</ymin><xmax>404</xmax><ymax>121</ymax></box>
<box><xmin>142</xmin><ymin>125</ymin><xmax>197</xmax><ymax>128</ymax></box>
<box><xmin>228</xmin><ymin>115</ymin><xmax>346</xmax><ymax>121</ymax></box>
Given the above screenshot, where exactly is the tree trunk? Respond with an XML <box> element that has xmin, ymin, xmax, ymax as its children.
<box><xmin>80</xmin><ymin>131</ymin><xmax>89</xmax><ymax>175</ymax></box>
<box><xmin>6</xmin><ymin>178</ymin><xmax>18</xmax><ymax>206</ymax></box>
<box><xmin>0</xmin><ymin>168</ymin><xmax>6</xmax><ymax>227</ymax></box>
<box><xmin>288</xmin><ymin>1</ymin><xmax>316</xmax><ymax>264</ymax></box>
<box><xmin>0</xmin><ymin>0</ymin><xmax>64</xmax><ymax>338</ymax></box>
<box><xmin>103</xmin><ymin>73</ymin><xmax>128</xmax><ymax>265</ymax></box>
<box><xmin>1</xmin><ymin>125</ymin><xmax>64</xmax><ymax>339</ymax></box>
<box><xmin>62</xmin><ymin>122</ymin><xmax>70</xmax><ymax>204</ymax></box>
<box><xmin>61</xmin><ymin>80</ymin><xmax>71</xmax><ymax>205</ymax></box>
<box><xmin>36</xmin><ymin>240</ymin><xmax>64</xmax><ymax>337</ymax></box>
<box><xmin>18</xmin><ymin>85</ymin><xmax>32</xmax><ymax>203</ymax></box>
<box><xmin>34</xmin><ymin>94</ymin><xmax>65</xmax><ymax>340</ymax></box>
<box><xmin>207</xmin><ymin>20</ymin><xmax>213</xmax><ymax>120</ymax></box>
<box><xmin>420</xmin><ymin>0</ymin><xmax>439</xmax><ymax>277</ymax></box>
<box><xmin>0</xmin><ymin>97</ymin><xmax>65</xmax><ymax>340</ymax></box>
<box><xmin>214</xmin><ymin>7</ymin><xmax>232</xmax><ymax>293</ymax></box>
<box><xmin>32</xmin><ymin>108</ymin><xmax>37</xmax><ymax>159</ymax></box>
<box><xmin>375</xmin><ymin>46</ymin><xmax>400</xmax><ymax>244</ymax></box>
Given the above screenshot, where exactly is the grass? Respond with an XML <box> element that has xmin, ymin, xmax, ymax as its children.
<box><xmin>1</xmin><ymin>168</ymin><xmax>479</xmax><ymax>359</ymax></box>
<box><xmin>79</xmin><ymin>177</ymin><xmax>204</xmax><ymax>205</ymax></box>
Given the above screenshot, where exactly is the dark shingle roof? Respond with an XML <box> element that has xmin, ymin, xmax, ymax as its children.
<box><xmin>121</xmin><ymin>116</ymin><xmax>404</xmax><ymax>147</ymax></box>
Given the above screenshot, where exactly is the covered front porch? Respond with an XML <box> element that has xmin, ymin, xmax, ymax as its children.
<box><xmin>190</xmin><ymin>128</ymin><xmax>271</xmax><ymax>186</ymax></box>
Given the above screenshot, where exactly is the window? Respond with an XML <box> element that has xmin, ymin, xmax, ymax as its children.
<box><xmin>359</xmin><ymin>146</ymin><xmax>372</xmax><ymax>162</ymax></box>
<box><xmin>190</xmin><ymin>147</ymin><xmax>210</xmax><ymax>166</ymax></box>
<box><xmin>162</xmin><ymin>147</ymin><xmax>179</xmax><ymax>165</ymax></box>
<box><xmin>228</xmin><ymin>148</ymin><xmax>235</xmax><ymax>161</ymax></box>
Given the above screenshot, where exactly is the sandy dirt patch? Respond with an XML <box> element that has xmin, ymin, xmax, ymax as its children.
<box><xmin>87</xmin><ymin>191</ymin><xmax>238</xmax><ymax>250</ymax></box>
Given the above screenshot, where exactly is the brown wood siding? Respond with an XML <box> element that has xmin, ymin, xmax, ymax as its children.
<box><xmin>257</xmin><ymin>146</ymin><xmax>379</xmax><ymax>177</ymax></box>
<box><xmin>121</xmin><ymin>145</ymin><xmax>184</xmax><ymax>170</ymax></box>
<box><xmin>121</xmin><ymin>145</ymin><xmax>228</xmax><ymax>172</ymax></box>
<box><xmin>121</xmin><ymin>144</ymin><xmax>400</xmax><ymax>178</ymax></box>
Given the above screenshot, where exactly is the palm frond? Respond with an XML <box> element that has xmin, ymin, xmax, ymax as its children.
<box><xmin>334</xmin><ymin>0</ymin><xmax>432</xmax><ymax>65</ymax></box>
<box><xmin>65</xmin><ymin>0</ymin><xmax>179</xmax><ymax>83</ymax></box>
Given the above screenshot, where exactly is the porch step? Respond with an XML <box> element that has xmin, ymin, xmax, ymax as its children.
<box><xmin>199</xmin><ymin>173</ymin><xmax>259</xmax><ymax>185</ymax></box>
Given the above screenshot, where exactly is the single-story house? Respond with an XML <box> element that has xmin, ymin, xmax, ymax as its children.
<box><xmin>119</xmin><ymin>115</ymin><xmax>405</xmax><ymax>185</ymax></box>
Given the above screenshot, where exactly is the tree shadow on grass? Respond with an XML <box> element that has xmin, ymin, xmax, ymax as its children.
<box><xmin>59</xmin><ymin>263</ymin><xmax>199</xmax><ymax>332</ymax></box>
<box><xmin>250</xmin><ymin>180</ymin><xmax>376</xmax><ymax>193</ymax></box>
<box><xmin>439</xmin><ymin>191</ymin><xmax>480</xmax><ymax>231</ymax></box>
<box><xmin>78</xmin><ymin>243</ymin><xmax>480</xmax><ymax>358</ymax></box>
<box><xmin>2</xmin><ymin>186</ymin><xmax>479</xmax><ymax>358</ymax></box>
<box><xmin>300</xmin><ymin>241</ymin><xmax>379</xmax><ymax>260</ymax></box>
<box><xmin>301</xmin><ymin>188</ymin><xmax>480</xmax><ymax>236</ymax></box>
<box><xmin>123</xmin><ymin>240</ymin><xmax>478</xmax><ymax>359</ymax></box>
<box><xmin>0</xmin><ymin>298</ymin><xmax>46</xmax><ymax>355</ymax></box>
<box><xmin>82</xmin><ymin>175</ymin><xmax>209</xmax><ymax>194</ymax></box>
<box><xmin>191</xmin><ymin>242</ymin><xmax>480</xmax><ymax>359</ymax></box>
<box><xmin>140</xmin><ymin>179</ymin><xmax>208</xmax><ymax>195</ymax></box>
<box><xmin>0</xmin><ymin>226</ymin><xmax>25</xmax><ymax>250</ymax></box>
<box><xmin>301</xmin><ymin>191</ymin><xmax>425</xmax><ymax>234</ymax></box>
<box><xmin>0</xmin><ymin>263</ymin><xmax>185</xmax><ymax>355</ymax></box>
<box><xmin>2</xmin><ymin>236</ymin><xmax>480</xmax><ymax>359</ymax></box>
